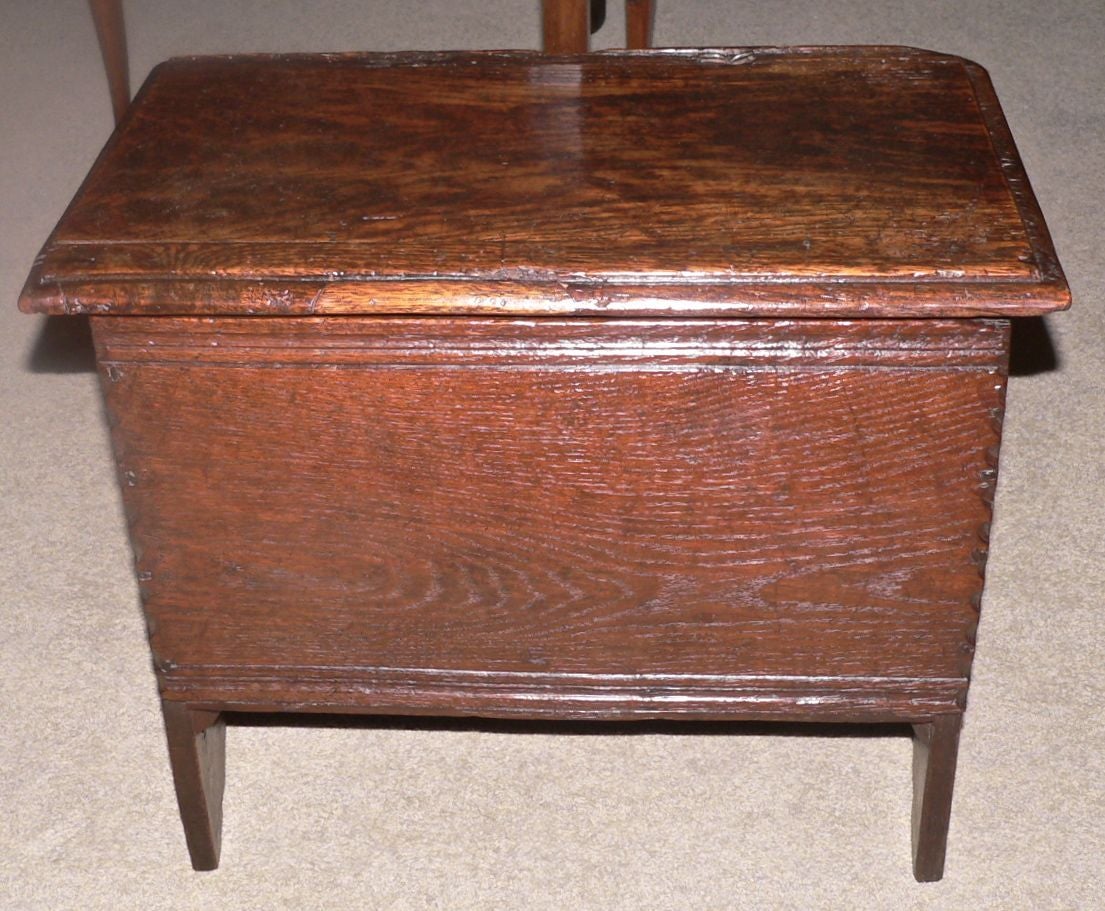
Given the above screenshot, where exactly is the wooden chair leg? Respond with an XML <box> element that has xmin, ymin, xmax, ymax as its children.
<box><xmin>88</xmin><ymin>0</ymin><xmax>130</xmax><ymax>124</ymax></box>
<box><xmin>161</xmin><ymin>701</ymin><xmax>226</xmax><ymax>871</ymax></box>
<box><xmin>590</xmin><ymin>0</ymin><xmax>607</xmax><ymax>32</ymax></box>
<box><xmin>911</xmin><ymin>714</ymin><xmax>962</xmax><ymax>882</ymax></box>
<box><xmin>625</xmin><ymin>0</ymin><xmax>654</xmax><ymax>49</ymax></box>
<box><xmin>542</xmin><ymin>0</ymin><xmax>590</xmax><ymax>53</ymax></box>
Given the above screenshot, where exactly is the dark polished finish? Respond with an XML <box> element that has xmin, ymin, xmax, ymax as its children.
<box><xmin>20</xmin><ymin>49</ymin><xmax>1068</xmax><ymax>879</ymax></box>
<box><xmin>23</xmin><ymin>49</ymin><xmax>1066</xmax><ymax>319</ymax></box>
<box><xmin>92</xmin><ymin>314</ymin><xmax>1006</xmax><ymax>717</ymax></box>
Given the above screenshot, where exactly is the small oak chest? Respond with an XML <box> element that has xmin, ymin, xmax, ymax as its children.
<box><xmin>19</xmin><ymin>47</ymin><xmax>1069</xmax><ymax>880</ymax></box>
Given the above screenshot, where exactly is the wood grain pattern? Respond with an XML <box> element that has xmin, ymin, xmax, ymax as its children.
<box><xmin>95</xmin><ymin>316</ymin><xmax>1005</xmax><ymax>721</ymax></box>
<box><xmin>172</xmin><ymin>674</ymin><xmax>966</xmax><ymax>723</ymax></box>
<box><xmin>94</xmin><ymin>315</ymin><xmax>1009</xmax><ymax>368</ymax></box>
<box><xmin>23</xmin><ymin>274</ymin><xmax>1071</xmax><ymax>319</ymax></box>
<box><xmin>20</xmin><ymin>47</ymin><xmax>1069</xmax><ymax>318</ymax></box>
<box><xmin>22</xmin><ymin>47</ymin><xmax>1067</xmax><ymax>876</ymax></box>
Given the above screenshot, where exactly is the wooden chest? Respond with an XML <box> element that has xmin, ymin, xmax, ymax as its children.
<box><xmin>19</xmin><ymin>47</ymin><xmax>1069</xmax><ymax>880</ymax></box>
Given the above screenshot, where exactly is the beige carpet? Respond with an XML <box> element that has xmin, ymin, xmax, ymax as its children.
<box><xmin>2</xmin><ymin>1</ymin><xmax>1102</xmax><ymax>907</ymax></box>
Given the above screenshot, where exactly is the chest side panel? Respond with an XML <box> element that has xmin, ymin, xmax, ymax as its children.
<box><xmin>95</xmin><ymin>317</ymin><xmax>1007</xmax><ymax>719</ymax></box>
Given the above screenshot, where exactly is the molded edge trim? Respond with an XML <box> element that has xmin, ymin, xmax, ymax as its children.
<box><xmin>21</xmin><ymin>276</ymin><xmax>1071</xmax><ymax>318</ymax></box>
<box><xmin>160</xmin><ymin>669</ymin><xmax>967</xmax><ymax>723</ymax></box>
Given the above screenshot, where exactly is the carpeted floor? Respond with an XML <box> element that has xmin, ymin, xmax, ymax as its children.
<box><xmin>2</xmin><ymin>2</ymin><xmax>1102</xmax><ymax>908</ymax></box>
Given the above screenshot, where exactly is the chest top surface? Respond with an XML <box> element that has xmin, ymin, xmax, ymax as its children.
<box><xmin>21</xmin><ymin>46</ymin><xmax>1068</xmax><ymax>319</ymax></box>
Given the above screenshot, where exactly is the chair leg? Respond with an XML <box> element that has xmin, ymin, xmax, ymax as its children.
<box><xmin>88</xmin><ymin>0</ymin><xmax>130</xmax><ymax>124</ymax></box>
<box><xmin>625</xmin><ymin>0</ymin><xmax>654</xmax><ymax>49</ymax></box>
<box><xmin>542</xmin><ymin>0</ymin><xmax>590</xmax><ymax>53</ymax></box>
<box><xmin>590</xmin><ymin>0</ymin><xmax>607</xmax><ymax>32</ymax></box>
<box><xmin>161</xmin><ymin>700</ymin><xmax>226</xmax><ymax>871</ymax></box>
<box><xmin>911</xmin><ymin>714</ymin><xmax>963</xmax><ymax>882</ymax></box>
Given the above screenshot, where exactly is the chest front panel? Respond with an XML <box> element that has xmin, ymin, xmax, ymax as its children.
<box><xmin>95</xmin><ymin>315</ymin><xmax>1006</xmax><ymax>717</ymax></box>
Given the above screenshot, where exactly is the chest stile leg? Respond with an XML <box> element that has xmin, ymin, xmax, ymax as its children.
<box><xmin>911</xmin><ymin>714</ymin><xmax>963</xmax><ymax>882</ymax></box>
<box><xmin>160</xmin><ymin>701</ymin><xmax>226</xmax><ymax>871</ymax></box>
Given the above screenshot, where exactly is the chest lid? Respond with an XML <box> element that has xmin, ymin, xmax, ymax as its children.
<box><xmin>20</xmin><ymin>47</ymin><xmax>1069</xmax><ymax>318</ymax></box>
